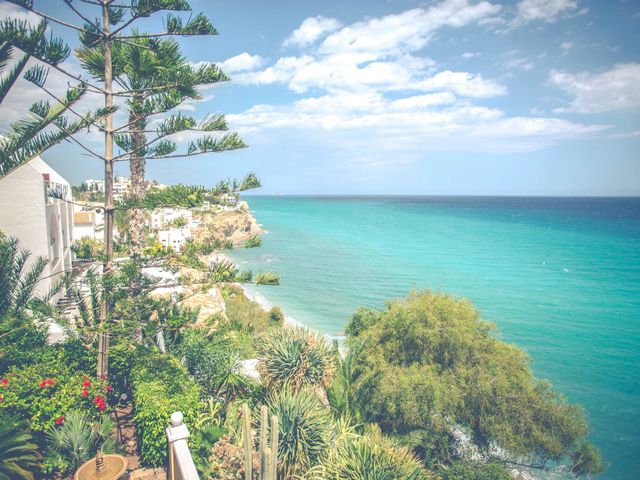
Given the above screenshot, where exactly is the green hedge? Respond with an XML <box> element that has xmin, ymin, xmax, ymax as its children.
<box><xmin>131</xmin><ymin>352</ymin><xmax>201</xmax><ymax>467</ymax></box>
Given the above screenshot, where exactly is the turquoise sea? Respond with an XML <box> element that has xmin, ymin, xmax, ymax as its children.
<box><xmin>229</xmin><ymin>196</ymin><xmax>640</xmax><ymax>479</ymax></box>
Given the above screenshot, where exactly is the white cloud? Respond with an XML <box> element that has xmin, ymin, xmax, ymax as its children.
<box><xmin>283</xmin><ymin>16</ymin><xmax>342</xmax><ymax>48</ymax></box>
<box><xmin>504</xmin><ymin>57</ymin><xmax>534</xmax><ymax>71</ymax></box>
<box><xmin>221</xmin><ymin>53</ymin><xmax>265</xmax><ymax>73</ymax></box>
<box><xmin>561</xmin><ymin>41</ymin><xmax>573</xmax><ymax>51</ymax></box>
<box><xmin>0</xmin><ymin>2</ymin><xmax>41</xmax><ymax>25</ymax></box>
<box><xmin>513</xmin><ymin>0</ymin><xmax>585</xmax><ymax>25</ymax></box>
<box><xmin>227</xmin><ymin>91</ymin><xmax>608</xmax><ymax>157</ymax></box>
<box><xmin>229</xmin><ymin>1</ymin><xmax>505</xmax><ymax>96</ymax></box>
<box><xmin>417</xmin><ymin>70</ymin><xmax>506</xmax><ymax>97</ymax></box>
<box><xmin>549</xmin><ymin>63</ymin><xmax>640</xmax><ymax>113</ymax></box>
<box><xmin>319</xmin><ymin>1</ymin><xmax>502</xmax><ymax>56</ymax></box>
<box><xmin>219</xmin><ymin>0</ymin><xmax>608</xmax><ymax>165</ymax></box>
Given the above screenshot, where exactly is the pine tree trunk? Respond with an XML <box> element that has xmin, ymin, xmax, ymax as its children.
<box><xmin>98</xmin><ymin>0</ymin><xmax>113</xmax><ymax>380</ymax></box>
<box><xmin>129</xmin><ymin>96</ymin><xmax>146</xmax><ymax>256</ymax></box>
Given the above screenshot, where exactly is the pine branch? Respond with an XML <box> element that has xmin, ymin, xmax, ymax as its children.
<box><xmin>0</xmin><ymin>48</ymin><xmax>29</xmax><ymax>104</ymax></box>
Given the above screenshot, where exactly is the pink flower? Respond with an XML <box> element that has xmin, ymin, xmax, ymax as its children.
<box><xmin>98</xmin><ymin>402</ymin><xmax>105</xmax><ymax>411</ymax></box>
<box><xmin>106</xmin><ymin>385</ymin><xmax>113</xmax><ymax>392</ymax></box>
<box><xmin>93</xmin><ymin>395</ymin><xmax>103</xmax><ymax>405</ymax></box>
<box><xmin>0</xmin><ymin>378</ymin><xmax>8</xmax><ymax>387</ymax></box>
<box><xmin>55</xmin><ymin>415</ymin><xmax>65</xmax><ymax>425</ymax></box>
<box><xmin>82</xmin><ymin>380</ymin><xmax>91</xmax><ymax>388</ymax></box>
<box><xmin>82</xmin><ymin>389</ymin><xmax>89</xmax><ymax>398</ymax></box>
<box><xmin>39</xmin><ymin>380</ymin><xmax>47</xmax><ymax>388</ymax></box>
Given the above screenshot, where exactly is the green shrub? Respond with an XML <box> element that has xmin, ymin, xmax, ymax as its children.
<box><xmin>209</xmin><ymin>259</ymin><xmax>239</xmax><ymax>282</ymax></box>
<box><xmin>236</xmin><ymin>270</ymin><xmax>253</xmax><ymax>283</ymax></box>
<box><xmin>347</xmin><ymin>290</ymin><xmax>602</xmax><ymax>475</ymax></box>
<box><xmin>175</xmin><ymin>331</ymin><xmax>252</xmax><ymax>402</ymax></box>
<box><xmin>71</xmin><ymin>236</ymin><xmax>103</xmax><ymax>260</ymax></box>
<box><xmin>0</xmin><ymin>413</ymin><xmax>40</xmax><ymax>480</ymax></box>
<box><xmin>255</xmin><ymin>272</ymin><xmax>279</xmax><ymax>285</ymax></box>
<box><xmin>221</xmin><ymin>285</ymin><xmax>280</xmax><ymax>336</ymax></box>
<box><xmin>257</xmin><ymin>326</ymin><xmax>336</xmax><ymax>392</ymax></box>
<box><xmin>45</xmin><ymin>413</ymin><xmax>115</xmax><ymax>476</ymax></box>
<box><xmin>266</xmin><ymin>388</ymin><xmax>332</xmax><ymax>479</ymax></box>
<box><xmin>131</xmin><ymin>352</ymin><xmax>201</xmax><ymax>467</ymax></box>
<box><xmin>268</xmin><ymin>306</ymin><xmax>284</xmax><ymax>325</ymax></box>
<box><xmin>244</xmin><ymin>235</ymin><xmax>262</xmax><ymax>248</ymax></box>
<box><xmin>442</xmin><ymin>461</ymin><xmax>511</xmax><ymax>480</ymax></box>
<box><xmin>315</xmin><ymin>425</ymin><xmax>431</xmax><ymax>480</ymax></box>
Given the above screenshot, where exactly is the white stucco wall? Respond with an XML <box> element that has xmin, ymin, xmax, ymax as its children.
<box><xmin>0</xmin><ymin>157</ymin><xmax>74</xmax><ymax>303</ymax></box>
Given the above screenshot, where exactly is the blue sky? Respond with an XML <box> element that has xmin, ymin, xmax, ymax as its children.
<box><xmin>1</xmin><ymin>0</ymin><xmax>639</xmax><ymax>195</ymax></box>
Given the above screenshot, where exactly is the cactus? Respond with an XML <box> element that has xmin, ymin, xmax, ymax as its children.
<box><xmin>241</xmin><ymin>403</ymin><xmax>279</xmax><ymax>480</ymax></box>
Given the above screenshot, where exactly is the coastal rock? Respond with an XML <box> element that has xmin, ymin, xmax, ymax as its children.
<box><xmin>193</xmin><ymin>204</ymin><xmax>262</xmax><ymax>245</ymax></box>
<box><xmin>180</xmin><ymin>287</ymin><xmax>227</xmax><ymax>325</ymax></box>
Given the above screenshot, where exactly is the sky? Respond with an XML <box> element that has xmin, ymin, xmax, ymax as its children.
<box><xmin>1</xmin><ymin>0</ymin><xmax>639</xmax><ymax>195</ymax></box>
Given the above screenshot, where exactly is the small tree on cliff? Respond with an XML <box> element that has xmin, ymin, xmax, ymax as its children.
<box><xmin>4</xmin><ymin>0</ymin><xmax>248</xmax><ymax>378</ymax></box>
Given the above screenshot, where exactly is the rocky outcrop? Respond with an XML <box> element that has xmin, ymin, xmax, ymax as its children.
<box><xmin>192</xmin><ymin>202</ymin><xmax>262</xmax><ymax>245</ymax></box>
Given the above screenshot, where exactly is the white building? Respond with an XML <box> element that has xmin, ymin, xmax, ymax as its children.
<box><xmin>158</xmin><ymin>227</ymin><xmax>191</xmax><ymax>252</ymax></box>
<box><xmin>0</xmin><ymin>157</ymin><xmax>74</xmax><ymax>303</ymax></box>
<box><xmin>83</xmin><ymin>178</ymin><xmax>104</xmax><ymax>192</ymax></box>
<box><xmin>73</xmin><ymin>210</ymin><xmax>103</xmax><ymax>240</ymax></box>
<box><xmin>150</xmin><ymin>207</ymin><xmax>193</xmax><ymax>230</ymax></box>
<box><xmin>113</xmin><ymin>176</ymin><xmax>131</xmax><ymax>201</ymax></box>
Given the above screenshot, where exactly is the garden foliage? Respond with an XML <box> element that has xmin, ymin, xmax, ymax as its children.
<box><xmin>130</xmin><ymin>352</ymin><xmax>201</xmax><ymax>467</ymax></box>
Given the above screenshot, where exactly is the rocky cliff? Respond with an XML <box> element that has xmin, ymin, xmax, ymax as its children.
<box><xmin>192</xmin><ymin>201</ymin><xmax>263</xmax><ymax>245</ymax></box>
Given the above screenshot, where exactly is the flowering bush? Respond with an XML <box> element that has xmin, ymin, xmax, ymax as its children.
<box><xmin>0</xmin><ymin>365</ymin><xmax>112</xmax><ymax>432</ymax></box>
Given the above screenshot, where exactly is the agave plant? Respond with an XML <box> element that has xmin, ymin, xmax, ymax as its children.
<box><xmin>45</xmin><ymin>413</ymin><xmax>115</xmax><ymax>472</ymax></box>
<box><xmin>257</xmin><ymin>326</ymin><xmax>337</xmax><ymax>393</ymax></box>
<box><xmin>311</xmin><ymin>425</ymin><xmax>430</xmax><ymax>480</ymax></box>
<box><xmin>266</xmin><ymin>388</ymin><xmax>332</xmax><ymax>479</ymax></box>
<box><xmin>0</xmin><ymin>414</ymin><xmax>40</xmax><ymax>480</ymax></box>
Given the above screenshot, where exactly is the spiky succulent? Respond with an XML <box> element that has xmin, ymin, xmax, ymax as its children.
<box><xmin>257</xmin><ymin>326</ymin><xmax>337</xmax><ymax>392</ymax></box>
<box><xmin>266</xmin><ymin>388</ymin><xmax>332</xmax><ymax>479</ymax></box>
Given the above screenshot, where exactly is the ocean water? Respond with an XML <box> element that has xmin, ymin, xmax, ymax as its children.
<box><xmin>229</xmin><ymin>196</ymin><xmax>640</xmax><ymax>479</ymax></box>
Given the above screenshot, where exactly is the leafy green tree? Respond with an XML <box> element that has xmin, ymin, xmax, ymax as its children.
<box><xmin>76</xmin><ymin>31</ymin><xmax>239</xmax><ymax>254</ymax></box>
<box><xmin>0</xmin><ymin>414</ymin><xmax>40</xmax><ymax>480</ymax></box>
<box><xmin>4</xmin><ymin>0</ymin><xmax>256</xmax><ymax>379</ymax></box>
<box><xmin>346</xmin><ymin>290</ymin><xmax>603</xmax><ymax>477</ymax></box>
<box><xmin>0</xmin><ymin>234</ymin><xmax>50</xmax><ymax>370</ymax></box>
<box><xmin>0</xmin><ymin>19</ymin><xmax>111</xmax><ymax>179</ymax></box>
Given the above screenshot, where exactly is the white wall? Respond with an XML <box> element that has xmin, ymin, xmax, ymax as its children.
<box><xmin>0</xmin><ymin>158</ymin><xmax>73</xmax><ymax>303</ymax></box>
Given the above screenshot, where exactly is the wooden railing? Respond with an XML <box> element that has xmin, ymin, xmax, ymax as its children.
<box><xmin>166</xmin><ymin>411</ymin><xmax>199</xmax><ymax>480</ymax></box>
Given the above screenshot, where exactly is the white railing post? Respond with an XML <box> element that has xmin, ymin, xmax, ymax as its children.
<box><xmin>166</xmin><ymin>411</ymin><xmax>199</xmax><ymax>480</ymax></box>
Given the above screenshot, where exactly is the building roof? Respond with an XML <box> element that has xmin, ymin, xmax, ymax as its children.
<box><xmin>74</xmin><ymin>211</ymin><xmax>95</xmax><ymax>225</ymax></box>
<box><xmin>29</xmin><ymin>157</ymin><xmax>70</xmax><ymax>188</ymax></box>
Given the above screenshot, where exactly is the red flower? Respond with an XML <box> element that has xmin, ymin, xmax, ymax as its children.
<box><xmin>39</xmin><ymin>380</ymin><xmax>47</xmax><ymax>388</ymax></box>
<box><xmin>106</xmin><ymin>385</ymin><xmax>113</xmax><ymax>392</ymax></box>
<box><xmin>98</xmin><ymin>402</ymin><xmax>105</xmax><ymax>411</ymax></box>
<box><xmin>82</xmin><ymin>380</ymin><xmax>91</xmax><ymax>388</ymax></box>
<box><xmin>93</xmin><ymin>395</ymin><xmax>103</xmax><ymax>405</ymax></box>
<box><xmin>82</xmin><ymin>389</ymin><xmax>89</xmax><ymax>397</ymax></box>
<box><xmin>0</xmin><ymin>378</ymin><xmax>8</xmax><ymax>387</ymax></box>
<box><xmin>46</xmin><ymin>379</ymin><xmax>56</xmax><ymax>387</ymax></box>
<box><xmin>55</xmin><ymin>415</ymin><xmax>65</xmax><ymax>425</ymax></box>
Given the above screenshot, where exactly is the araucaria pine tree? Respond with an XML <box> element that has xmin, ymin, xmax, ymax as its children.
<box><xmin>3</xmin><ymin>0</ymin><xmax>248</xmax><ymax>378</ymax></box>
